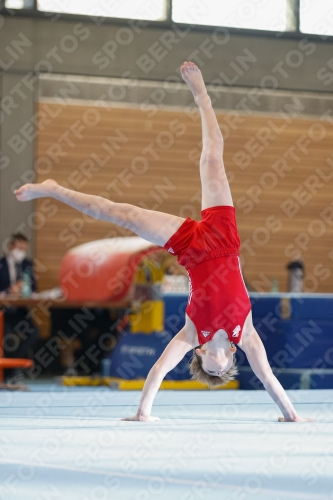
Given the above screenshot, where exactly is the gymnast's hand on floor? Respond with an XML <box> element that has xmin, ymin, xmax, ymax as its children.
<box><xmin>14</xmin><ymin>179</ymin><xmax>58</xmax><ymax>201</ymax></box>
<box><xmin>278</xmin><ymin>416</ymin><xmax>315</xmax><ymax>422</ymax></box>
<box><xmin>121</xmin><ymin>414</ymin><xmax>160</xmax><ymax>422</ymax></box>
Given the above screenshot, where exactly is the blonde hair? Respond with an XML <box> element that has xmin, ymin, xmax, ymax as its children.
<box><xmin>189</xmin><ymin>348</ymin><xmax>238</xmax><ymax>388</ymax></box>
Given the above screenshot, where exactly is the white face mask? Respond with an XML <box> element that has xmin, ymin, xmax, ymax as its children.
<box><xmin>11</xmin><ymin>248</ymin><xmax>26</xmax><ymax>263</ymax></box>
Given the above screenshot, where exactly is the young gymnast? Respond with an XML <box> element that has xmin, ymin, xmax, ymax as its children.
<box><xmin>15</xmin><ymin>62</ymin><xmax>313</xmax><ymax>423</ymax></box>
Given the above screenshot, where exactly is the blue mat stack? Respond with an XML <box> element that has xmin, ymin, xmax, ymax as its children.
<box><xmin>107</xmin><ymin>293</ymin><xmax>333</xmax><ymax>389</ymax></box>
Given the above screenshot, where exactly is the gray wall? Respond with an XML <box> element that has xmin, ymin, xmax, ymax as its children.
<box><xmin>0</xmin><ymin>15</ymin><xmax>333</xmax><ymax>253</ymax></box>
<box><xmin>1</xmin><ymin>17</ymin><xmax>333</xmax><ymax>90</ymax></box>
<box><xmin>0</xmin><ymin>72</ymin><xmax>36</xmax><ymax>254</ymax></box>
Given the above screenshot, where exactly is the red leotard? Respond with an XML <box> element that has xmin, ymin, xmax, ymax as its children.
<box><xmin>163</xmin><ymin>206</ymin><xmax>251</xmax><ymax>345</ymax></box>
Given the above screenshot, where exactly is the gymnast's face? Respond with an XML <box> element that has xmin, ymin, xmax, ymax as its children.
<box><xmin>195</xmin><ymin>344</ymin><xmax>236</xmax><ymax>376</ymax></box>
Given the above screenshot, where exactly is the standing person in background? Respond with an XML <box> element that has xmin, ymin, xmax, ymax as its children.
<box><xmin>0</xmin><ymin>233</ymin><xmax>39</xmax><ymax>381</ymax></box>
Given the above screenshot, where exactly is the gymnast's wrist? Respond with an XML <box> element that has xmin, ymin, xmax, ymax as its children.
<box><xmin>137</xmin><ymin>408</ymin><xmax>151</xmax><ymax>419</ymax></box>
<box><xmin>283</xmin><ymin>409</ymin><xmax>298</xmax><ymax>421</ymax></box>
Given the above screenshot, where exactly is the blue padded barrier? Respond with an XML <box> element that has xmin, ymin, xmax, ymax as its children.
<box><xmin>250</xmin><ymin>297</ymin><xmax>282</xmax><ymax>320</ymax></box>
<box><xmin>310</xmin><ymin>374</ymin><xmax>333</xmax><ymax>389</ymax></box>
<box><xmin>237</xmin><ymin>371</ymin><xmax>302</xmax><ymax>391</ymax></box>
<box><xmin>107</xmin><ymin>295</ymin><xmax>191</xmax><ymax>380</ymax></box>
<box><xmin>108</xmin><ymin>328</ymin><xmax>192</xmax><ymax>380</ymax></box>
<box><xmin>163</xmin><ymin>293</ymin><xmax>333</xmax><ymax>388</ymax></box>
<box><xmin>290</xmin><ymin>297</ymin><xmax>333</xmax><ymax>320</ymax></box>
<box><xmin>238</xmin><ymin>370</ymin><xmax>333</xmax><ymax>390</ymax></box>
<box><xmin>164</xmin><ymin>294</ymin><xmax>188</xmax><ymax>336</ymax></box>
<box><xmin>272</xmin><ymin>320</ymin><xmax>333</xmax><ymax>369</ymax></box>
<box><xmin>106</xmin><ymin>293</ymin><xmax>333</xmax><ymax>386</ymax></box>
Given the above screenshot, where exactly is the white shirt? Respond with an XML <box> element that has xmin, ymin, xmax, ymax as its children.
<box><xmin>6</xmin><ymin>254</ymin><xmax>17</xmax><ymax>285</ymax></box>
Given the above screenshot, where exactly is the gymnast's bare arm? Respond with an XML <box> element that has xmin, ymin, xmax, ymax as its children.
<box><xmin>241</xmin><ymin>328</ymin><xmax>315</xmax><ymax>422</ymax></box>
<box><xmin>122</xmin><ymin>323</ymin><xmax>195</xmax><ymax>422</ymax></box>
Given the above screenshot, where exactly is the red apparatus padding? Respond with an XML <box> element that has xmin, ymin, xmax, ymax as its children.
<box><xmin>59</xmin><ymin>237</ymin><xmax>160</xmax><ymax>302</ymax></box>
<box><xmin>0</xmin><ymin>310</ymin><xmax>34</xmax><ymax>382</ymax></box>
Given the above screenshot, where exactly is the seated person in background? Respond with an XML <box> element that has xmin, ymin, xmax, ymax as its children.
<box><xmin>0</xmin><ymin>232</ymin><xmax>37</xmax><ymax>295</ymax></box>
<box><xmin>0</xmin><ymin>232</ymin><xmax>39</xmax><ymax>380</ymax></box>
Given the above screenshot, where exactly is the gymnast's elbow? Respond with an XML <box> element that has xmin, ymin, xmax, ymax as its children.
<box><xmin>256</xmin><ymin>368</ymin><xmax>275</xmax><ymax>386</ymax></box>
<box><xmin>153</xmin><ymin>360</ymin><xmax>172</xmax><ymax>379</ymax></box>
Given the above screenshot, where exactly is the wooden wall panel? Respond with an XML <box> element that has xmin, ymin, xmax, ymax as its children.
<box><xmin>35</xmin><ymin>103</ymin><xmax>333</xmax><ymax>293</ymax></box>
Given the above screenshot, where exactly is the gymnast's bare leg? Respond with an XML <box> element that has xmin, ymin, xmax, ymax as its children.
<box><xmin>14</xmin><ymin>180</ymin><xmax>185</xmax><ymax>247</ymax></box>
<box><xmin>180</xmin><ymin>61</ymin><xmax>233</xmax><ymax>210</ymax></box>
<box><xmin>14</xmin><ymin>62</ymin><xmax>231</xmax><ymax>247</ymax></box>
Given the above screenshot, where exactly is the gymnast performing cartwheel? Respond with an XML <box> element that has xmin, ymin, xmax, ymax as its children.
<box><xmin>15</xmin><ymin>62</ymin><xmax>314</xmax><ymax>423</ymax></box>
